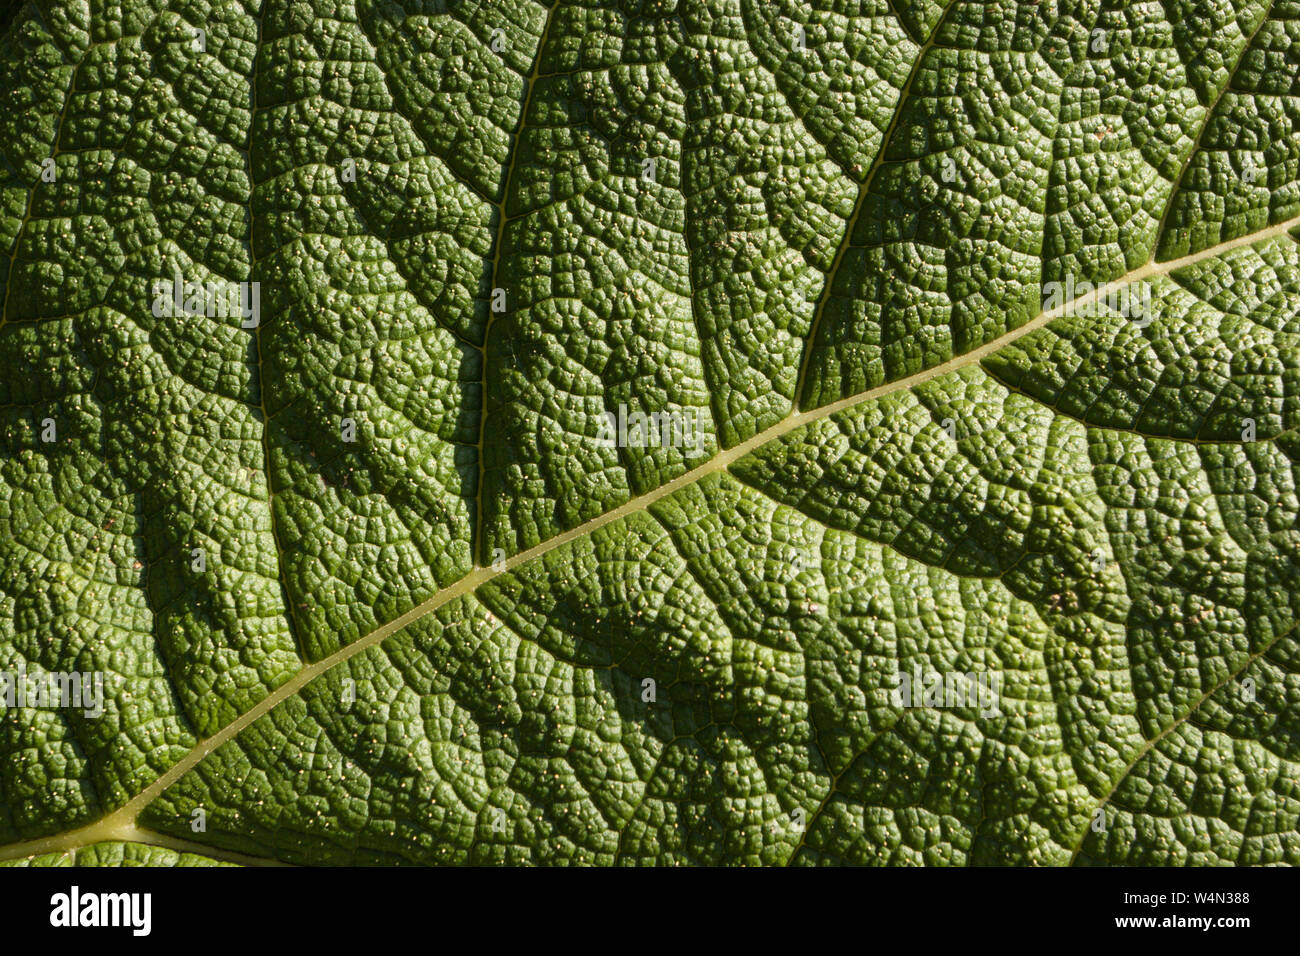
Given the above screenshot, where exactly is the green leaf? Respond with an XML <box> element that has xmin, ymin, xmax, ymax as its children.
<box><xmin>0</xmin><ymin>0</ymin><xmax>1296</xmax><ymax>866</ymax></box>
<box><xmin>1</xmin><ymin>839</ymin><xmax>237</xmax><ymax>866</ymax></box>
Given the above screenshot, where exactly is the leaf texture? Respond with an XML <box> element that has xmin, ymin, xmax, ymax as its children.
<box><xmin>0</xmin><ymin>0</ymin><xmax>1297</xmax><ymax>866</ymax></box>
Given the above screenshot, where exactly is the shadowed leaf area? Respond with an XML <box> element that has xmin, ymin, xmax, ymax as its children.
<box><xmin>0</xmin><ymin>0</ymin><xmax>1297</xmax><ymax>866</ymax></box>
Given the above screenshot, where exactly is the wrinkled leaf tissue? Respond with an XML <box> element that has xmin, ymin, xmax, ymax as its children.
<box><xmin>0</xmin><ymin>0</ymin><xmax>1296</xmax><ymax>867</ymax></box>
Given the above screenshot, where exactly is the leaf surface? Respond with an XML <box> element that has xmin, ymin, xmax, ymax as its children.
<box><xmin>0</xmin><ymin>0</ymin><xmax>1297</xmax><ymax>865</ymax></box>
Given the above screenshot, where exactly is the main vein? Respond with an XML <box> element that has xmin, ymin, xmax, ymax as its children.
<box><xmin>1</xmin><ymin>211</ymin><xmax>1296</xmax><ymax>864</ymax></box>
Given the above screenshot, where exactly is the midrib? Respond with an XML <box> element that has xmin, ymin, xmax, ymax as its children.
<box><xmin>1</xmin><ymin>213</ymin><xmax>1297</xmax><ymax>865</ymax></box>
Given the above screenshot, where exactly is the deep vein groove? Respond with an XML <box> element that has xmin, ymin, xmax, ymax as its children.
<box><xmin>1066</xmin><ymin>616</ymin><xmax>1299</xmax><ymax>866</ymax></box>
<box><xmin>472</xmin><ymin>0</ymin><xmax>563</xmax><ymax>568</ymax></box>
<box><xmin>1150</xmin><ymin>0</ymin><xmax>1276</xmax><ymax>255</ymax></box>
<box><xmin>1</xmin><ymin>12</ymin><xmax>81</xmax><ymax>325</ymax></box>
<box><xmin>792</xmin><ymin>0</ymin><xmax>959</xmax><ymax>411</ymax></box>
<box><xmin>111</xmin><ymin>824</ymin><xmax>293</xmax><ymax>867</ymax></box>
<box><xmin>245</xmin><ymin>1</ymin><xmax>309</xmax><ymax>665</ymax></box>
<box><xmin>988</xmin><ymin>374</ymin><xmax>1300</xmax><ymax>446</ymax></box>
<box><xmin>4</xmin><ymin>823</ymin><xmax>293</xmax><ymax>867</ymax></box>
<box><xmin>882</xmin><ymin>0</ymin><xmax>924</xmax><ymax>46</ymax></box>
<box><xmin>0</xmin><ymin>211</ymin><xmax>1295</xmax><ymax>864</ymax></box>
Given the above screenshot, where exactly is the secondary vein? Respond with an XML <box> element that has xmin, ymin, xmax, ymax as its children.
<box><xmin>0</xmin><ymin>209</ymin><xmax>1294</xmax><ymax>864</ymax></box>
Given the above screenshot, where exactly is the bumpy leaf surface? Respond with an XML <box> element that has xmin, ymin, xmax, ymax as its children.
<box><xmin>0</xmin><ymin>0</ymin><xmax>1297</xmax><ymax>865</ymax></box>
